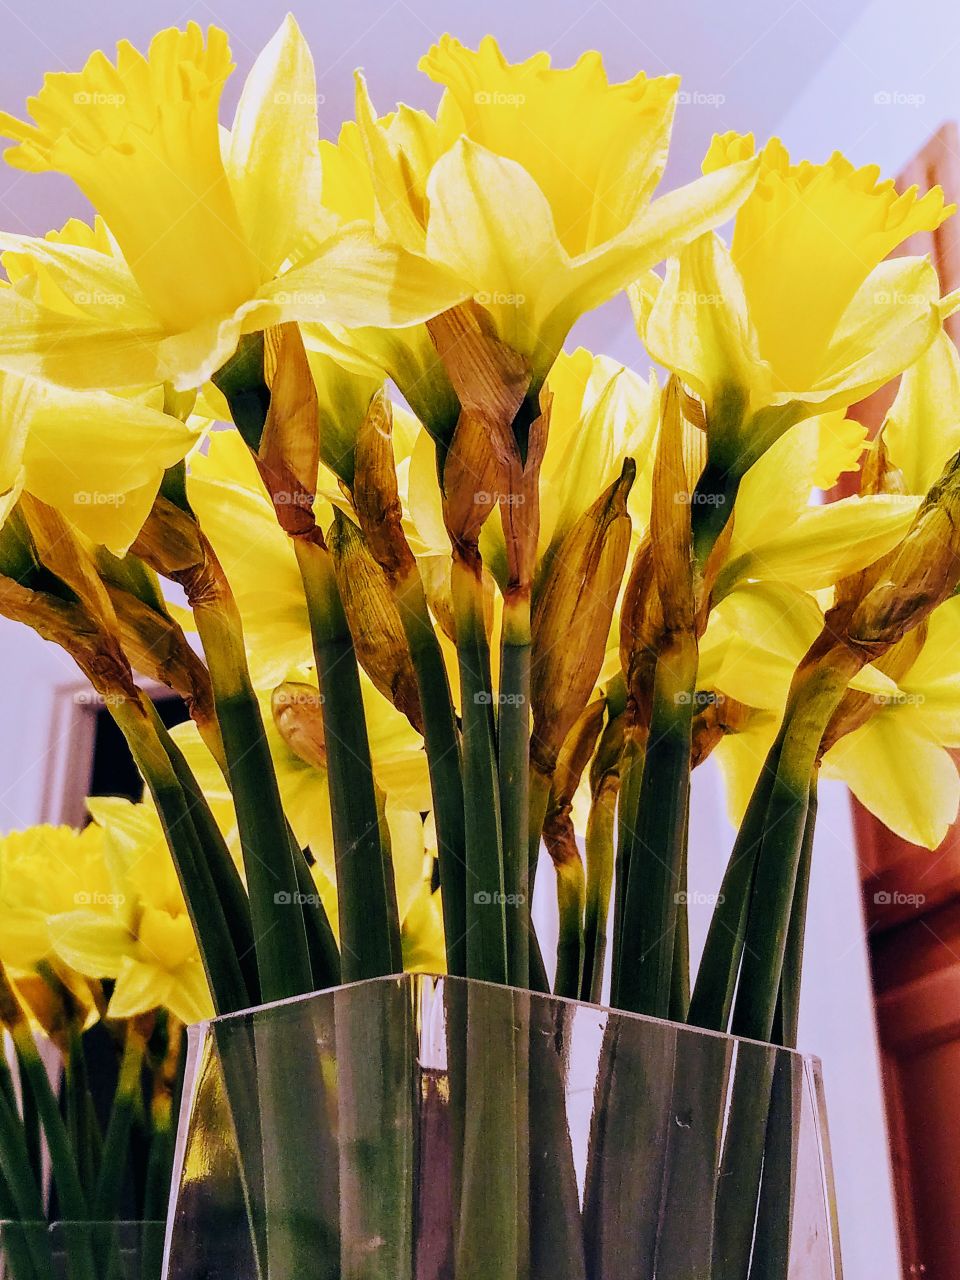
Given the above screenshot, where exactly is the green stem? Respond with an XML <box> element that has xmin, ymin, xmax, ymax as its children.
<box><xmin>112</xmin><ymin>699</ymin><xmax>252</xmax><ymax>1015</ymax></box>
<box><xmin>669</xmin><ymin>818</ymin><xmax>691</xmax><ymax>1023</ymax></box>
<box><xmin>291</xmin><ymin>840</ymin><xmax>342</xmax><ymax>989</ymax></box>
<box><xmin>553</xmin><ymin>856</ymin><xmax>585</xmax><ymax>1000</ymax></box>
<box><xmin>581</xmin><ymin>776</ymin><xmax>617</xmax><ymax>1005</ymax></box>
<box><xmin>192</xmin><ymin>598</ymin><xmax>314</xmax><ymax>1001</ymax></box>
<box><xmin>526</xmin><ymin>767</ymin><xmax>551</xmax><ymax>902</ymax></box>
<box><xmin>295</xmin><ymin>537</ymin><xmax>400</xmax><ymax>980</ymax></box>
<box><xmin>686</xmin><ymin>740</ymin><xmax>782</xmax><ymax>1032</ymax></box>
<box><xmin>11</xmin><ymin>1026</ymin><xmax>88</xmax><ymax>1223</ymax></box>
<box><xmin>0</xmin><ymin>1076</ymin><xmax>54</xmax><ymax>1280</ymax></box>
<box><xmin>615</xmin><ymin>633</ymin><xmax>697</xmax><ymax>1016</ymax></box>
<box><xmin>610</xmin><ymin>736</ymin><xmax>643</xmax><ymax>1001</ymax></box>
<box><xmin>731</xmin><ymin>669</ymin><xmax>844</xmax><ymax>1044</ymax></box>
<box><xmin>93</xmin><ymin>1023</ymin><xmax>147</xmax><ymax>1223</ymax></box>
<box><xmin>500</xmin><ymin>599</ymin><xmax>532</xmax><ymax>988</ymax></box>
<box><xmin>146</xmin><ymin>704</ymin><xmax>262</xmax><ymax>1004</ymax></box>
<box><xmin>775</xmin><ymin>776</ymin><xmax>818</xmax><ymax>1050</ymax></box>
<box><xmin>394</xmin><ymin>568</ymin><xmax>467</xmax><ymax>977</ymax></box>
<box><xmin>451</xmin><ymin>555</ymin><xmax>507</xmax><ymax>984</ymax></box>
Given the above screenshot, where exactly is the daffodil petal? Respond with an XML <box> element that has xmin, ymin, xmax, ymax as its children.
<box><xmin>716</xmin><ymin>493</ymin><xmax>921</xmax><ymax>597</ymax></box>
<box><xmin>642</xmin><ymin>231</ymin><xmax>770</xmax><ymax>410</ymax></box>
<box><xmin>797</xmin><ymin>257</ymin><xmax>941</xmax><ymax>410</ymax></box>
<box><xmin>425</xmin><ymin>137</ymin><xmax>566</xmax><ymax>370</ymax></box>
<box><xmin>48</xmin><ymin>910</ymin><xmax>131</xmax><ymax>977</ymax></box>
<box><xmin>23</xmin><ymin>382</ymin><xmax>201</xmax><ymax>553</ymax></box>
<box><xmin>885</xmin><ymin>327</ymin><xmax>960</xmax><ymax>495</ymax></box>
<box><xmin>823</xmin><ymin>712</ymin><xmax>960</xmax><ymax>849</ymax></box>
<box><xmin>225</xmin><ymin>15</ymin><xmax>321</xmax><ymax>278</ymax></box>
<box><xmin>107</xmin><ymin>955</ymin><xmax>173</xmax><ymax>1020</ymax></box>
<box><xmin>550</xmin><ymin>158</ymin><xmax>759</xmax><ymax>355</ymax></box>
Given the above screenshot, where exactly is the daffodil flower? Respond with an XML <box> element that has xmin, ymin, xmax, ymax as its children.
<box><xmin>0</xmin><ymin>19</ymin><xmax>466</xmax><ymax>391</ymax></box>
<box><xmin>0</xmin><ymin>823</ymin><xmax>110</xmax><ymax>974</ymax></box>
<box><xmin>0</xmin><ymin>366</ymin><xmax>202</xmax><ymax>552</ymax></box>
<box><xmin>638</xmin><ymin>134</ymin><xmax>953</xmax><ymax>475</ymax></box>
<box><xmin>48</xmin><ymin>798</ymin><xmax>212</xmax><ymax>1024</ymax></box>
<box><xmin>349</xmin><ymin>36</ymin><xmax>758</xmax><ymax>392</ymax></box>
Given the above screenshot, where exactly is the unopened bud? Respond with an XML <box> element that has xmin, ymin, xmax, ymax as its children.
<box><xmin>531</xmin><ymin>459</ymin><xmax>635</xmax><ymax>775</ymax></box>
<box><xmin>271</xmin><ymin>681</ymin><xmax>327</xmax><ymax>771</ymax></box>
<box><xmin>329</xmin><ymin>511</ymin><xmax>423</xmax><ymax>732</ymax></box>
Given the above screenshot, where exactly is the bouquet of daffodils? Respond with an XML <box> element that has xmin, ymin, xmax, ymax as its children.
<box><xmin>0</xmin><ymin>18</ymin><xmax>960</xmax><ymax>1274</ymax></box>
<box><xmin>0</xmin><ymin>816</ymin><xmax>186</xmax><ymax>1280</ymax></box>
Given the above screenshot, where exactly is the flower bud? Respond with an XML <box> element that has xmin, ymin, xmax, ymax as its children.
<box><xmin>531</xmin><ymin>459</ymin><xmax>635</xmax><ymax>776</ymax></box>
<box><xmin>329</xmin><ymin>510</ymin><xmax>423</xmax><ymax>732</ymax></box>
<box><xmin>271</xmin><ymin>681</ymin><xmax>327</xmax><ymax>771</ymax></box>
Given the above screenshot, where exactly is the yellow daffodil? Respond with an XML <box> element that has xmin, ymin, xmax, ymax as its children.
<box><xmin>638</xmin><ymin>135</ymin><xmax>952</xmax><ymax>474</ymax></box>
<box><xmin>48</xmin><ymin>798</ymin><xmax>212</xmax><ymax>1024</ymax></box>
<box><xmin>0</xmin><ymin>822</ymin><xmax>110</xmax><ymax>974</ymax></box>
<box><xmin>0</xmin><ymin>366</ymin><xmax>201</xmax><ymax>552</ymax></box>
<box><xmin>821</xmin><ymin>597</ymin><xmax>960</xmax><ymax>847</ymax></box>
<box><xmin>0</xmin><ymin>19</ymin><xmax>466</xmax><ymax>391</ymax></box>
<box><xmin>350</xmin><ymin>36</ymin><xmax>758</xmax><ymax>389</ymax></box>
<box><xmin>700</xmin><ymin>420</ymin><xmax>913</xmax><ymax>714</ymax></box>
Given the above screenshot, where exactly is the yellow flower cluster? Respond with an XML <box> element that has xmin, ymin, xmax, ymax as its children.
<box><xmin>0</xmin><ymin>17</ymin><xmax>956</xmax><ymax>1035</ymax></box>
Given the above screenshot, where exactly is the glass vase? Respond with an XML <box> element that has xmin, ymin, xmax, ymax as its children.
<box><xmin>161</xmin><ymin>974</ymin><xmax>842</xmax><ymax>1279</ymax></box>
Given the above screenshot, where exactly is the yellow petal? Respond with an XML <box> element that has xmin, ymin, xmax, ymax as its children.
<box><xmin>716</xmin><ymin>494</ymin><xmax>921</xmax><ymax>597</ymax></box>
<box><xmin>716</xmin><ymin>134</ymin><xmax>953</xmax><ymax>390</ymax></box>
<box><xmin>799</xmin><ymin>257</ymin><xmax>942</xmax><ymax>409</ymax></box>
<box><xmin>424</xmin><ymin>137</ymin><xmax>566</xmax><ymax>373</ymax></box>
<box><xmin>187</xmin><ymin>431</ymin><xmax>312</xmax><ymax>685</ymax></box>
<box><xmin>258</xmin><ymin>222</ymin><xmax>470</xmax><ymax>330</ymax></box>
<box><xmin>418</xmin><ymin>35</ymin><xmax>679</xmax><ymax>256</ymax></box>
<box><xmin>822</xmin><ymin>711</ymin><xmax>960</xmax><ymax>849</ymax></box>
<box><xmin>0</xmin><ymin>24</ymin><xmax>260</xmax><ymax>330</ymax></box>
<box><xmin>225</xmin><ymin>15</ymin><xmax>322</xmax><ymax>277</ymax></box>
<box><xmin>712</xmin><ymin>711</ymin><xmax>780</xmax><ymax>827</ymax></box>
<box><xmin>885</xmin><ymin>327</ymin><xmax>960</xmax><ymax>495</ymax></box>
<box><xmin>21</xmin><ymin>378</ymin><xmax>201</xmax><ymax>554</ymax></box>
<box><xmin>642</xmin><ymin>231</ymin><xmax>770</xmax><ymax>412</ymax></box>
<box><xmin>106</xmin><ymin>955</ymin><xmax>171</xmax><ymax>1020</ymax></box>
<box><xmin>552</xmin><ymin>159</ymin><xmax>759</xmax><ymax>353</ymax></box>
<box><xmin>48</xmin><ymin>910</ymin><xmax>131</xmax><ymax>977</ymax></box>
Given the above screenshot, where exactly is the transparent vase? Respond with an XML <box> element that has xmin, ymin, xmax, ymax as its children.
<box><xmin>161</xmin><ymin>974</ymin><xmax>842</xmax><ymax>1279</ymax></box>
